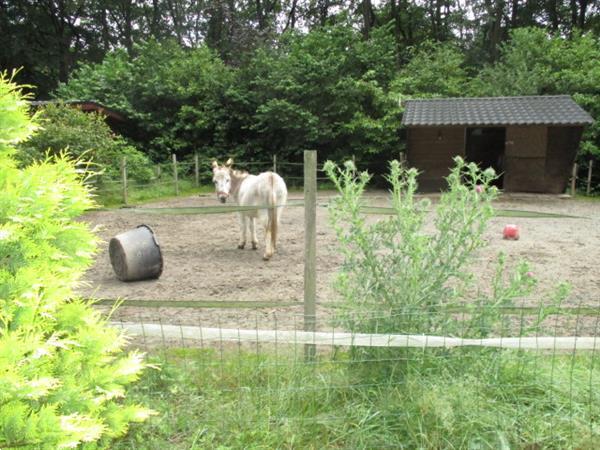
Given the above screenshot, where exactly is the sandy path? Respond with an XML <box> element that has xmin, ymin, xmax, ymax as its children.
<box><xmin>78</xmin><ymin>192</ymin><xmax>600</xmax><ymax>330</ymax></box>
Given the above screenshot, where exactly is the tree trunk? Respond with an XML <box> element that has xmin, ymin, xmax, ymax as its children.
<box><xmin>577</xmin><ymin>0</ymin><xmax>588</xmax><ymax>29</ymax></box>
<box><xmin>101</xmin><ymin>7</ymin><xmax>111</xmax><ymax>51</ymax></box>
<box><xmin>510</xmin><ymin>0</ymin><xmax>519</xmax><ymax>28</ymax></box>
<box><xmin>547</xmin><ymin>0</ymin><xmax>559</xmax><ymax>31</ymax></box>
<box><xmin>488</xmin><ymin>0</ymin><xmax>505</xmax><ymax>61</ymax></box>
<box><xmin>284</xmin><ymin>0</ymin><xmax>298</xmax><ymax>31</ymax></box>
<box><xmin>435</xmin><ymin>0</ymin><xmax>442</xmax><ymax>39</ymax></box>
<box><xmin>318</xmin><ymin>0</ymin><xmax>330</xmax><ymax>26</ymax></box>
<box><xmin>151</xmin><ymin>0</ymin><xmax>160</xmax><ymax>37</ymax></box>
<box><xmin>390</xmin><ymin>0</ymin><xmax>404</xmax><ymax>65</ymax></box>
<box><xmin>256</xmin><ymin>0</ymin><xmax>265</xmax><ymax>31</ymax></box>
<box><xmin>570</xmin><ymin>0</ymin><xmax>578</xmax><ymax>33</ymax></box>
<box><xmin>362</xmin><ymin>0</ymin><xmax>375</xmax><ymax>39</ymax></box>
<box><xmin>165</xmin><ymin>0</ymin><xmax>183</xmax><ymax>45</ymax></box>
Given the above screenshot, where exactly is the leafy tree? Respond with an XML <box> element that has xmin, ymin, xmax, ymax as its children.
<box><xmin>3</xmin><ymin>0</ymin><xmax>600</xmax><ymax>100</ymax></box>
<box><xmin>391</xmin><ymin>40</ymin><xmax>469</xmax><ymax>97</ymax></box>
<box><xmin>55</xmin><ymin>41</ymin><xmax>233</xmax><ymax>161</ymax></box>
<box><xmin>56</xmin><ymin>26</ymin><xmax>403</xmax><ymax>168</ymax></box>
<box><xmin>470</xmin><ymin>28</ymin><xmax>600</xmax><ymax>174</ymax></box>
<box><xmin>468</xmin><ymin>28</ymin><xmax>556</xmax><ymax>96</ymax></box>
<box><xmin>16</xmin><ymin>102</ymin><xmax>154</xmax><ymax>184</ymax></box>
<box><xmin>0</xmin><ymin>73</ymin><xmax>153</xmax><ymax>449</ymax></box>
<box><xmin>231</xmin><ymin>24</ymin><xmax>402</xmax><ymax>165</ymax></box>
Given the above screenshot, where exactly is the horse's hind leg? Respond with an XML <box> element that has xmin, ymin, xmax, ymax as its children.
<box><xmin>250</xmin><ymin>217</ymin><xmax>258</xmax><ymax>250</ymax></box>
<box><xmin>238</xmin><ymin>214</ymin><xmax>247</xmax><ymax>249</ymax></box>
<box><xmin>263</xmin><ymin>216</ymin><xmax>274</xmax><ymax>260</ymax></box>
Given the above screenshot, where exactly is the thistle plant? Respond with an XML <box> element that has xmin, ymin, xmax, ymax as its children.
<box><xmin>324</xmin><ymin>157</ymin><xmax>550</xmax><ymax>337</ymax></box>
<box><xmin>0</xmin><ymin>72</ymin><xmax>153</xmax><ymax>448</ymax></box>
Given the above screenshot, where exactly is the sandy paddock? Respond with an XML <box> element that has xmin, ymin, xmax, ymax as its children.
<box><xmin>78</xmin><ymin>192</ymin><xmax>600</xmax><ymax>331</ymax></box>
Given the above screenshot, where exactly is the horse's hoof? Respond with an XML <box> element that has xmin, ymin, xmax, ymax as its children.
<box><xmin>263</xmin><ymin>254</ymin><xmax>272</xmax><ymax>261</ymax></box>
<box><xmin>238</xmin><ymin>244</ymin><xmax>245</xmax><ymax>250</ymax></box>
<box><xmin>252</xmin><ymin>243</ymin><xmax>258</xmax><ymax>250</ymax></box>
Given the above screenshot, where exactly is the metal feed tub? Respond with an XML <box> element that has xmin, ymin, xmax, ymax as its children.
<box><xmin>109</xmin><ymin>224</ymin><xmax>163</xmax><ymax>281</ymax></box>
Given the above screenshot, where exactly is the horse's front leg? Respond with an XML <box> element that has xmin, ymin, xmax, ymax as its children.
<box><xmin>250</xmin><ymin>217</ymin><xmax>258</xmax><ymax>250</ymax></box>
<box><xmin>237</xmin><ymin>213</ymin><xmax>247</xmax><ymax>249</ymax></box>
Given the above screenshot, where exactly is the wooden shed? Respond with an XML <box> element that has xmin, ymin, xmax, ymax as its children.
<box><xmin>401</xmin><ymin>96</ymin><xmax>594</xmax><ymax>193</ymax></box>
<box><xmin>30</xmin><ymin>100</ymin><xmax>127</xmax><ymax>135</ymax></box>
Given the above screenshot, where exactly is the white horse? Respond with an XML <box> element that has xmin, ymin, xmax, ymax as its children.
<box><xmin>212</xmin><ymin>158</ymin><xmax>288</xmax><ymax>260</ymax></box>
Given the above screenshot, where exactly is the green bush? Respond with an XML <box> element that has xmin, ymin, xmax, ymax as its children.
<box><xmin>324</xmin><ymin>158</ymin><xmax>567</xmax><ymax>337</ymax></box>
<box><xmin>0</xmin><ymin>73</ymin><xmax>153</xmax><ymax>448</ymax></box>
<box><xmin>16</xmin><ymin>102</ymin><xmax>154</xmax><ymax>184</ymax></box>
<box><xmin>55</xmin><ymin>41</ymin><xmax>233</xmax><ymax>162</ymax></box>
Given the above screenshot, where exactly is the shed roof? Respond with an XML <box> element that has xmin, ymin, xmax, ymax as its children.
<box><xmin>30</xmin><ymin>100</ymin><xmax>126</xmax><ymax>122</ymax></box>
<box><xmin>401</xmin><ymin>95</ymin><xmax>594</xmax><ymax>127</ymax></box>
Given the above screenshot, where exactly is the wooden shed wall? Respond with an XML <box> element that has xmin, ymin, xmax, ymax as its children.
<box><xmin>407</xmin><ymin>127</ymin><xmax>465</xmax><ymax>191</ymax></box>
<box><xmin>406</xmin><ymin>125</ymin><xmax>585</xmax><ymax>193</ymax></box>
<box><xmin>545</xmin><ymin>126</ymin><xmax>583</xmax><ymax>194</ymax></box>
<box><xmin>503</xmin><ymin>125</ymin><xmax>547</xmax><ymax>192</ymax></box>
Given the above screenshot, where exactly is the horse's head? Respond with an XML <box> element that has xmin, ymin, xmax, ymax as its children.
<box><xmin>212</xmin><ymin>158</ymin><xmax>234</xmax><ymax>203</ymax></box>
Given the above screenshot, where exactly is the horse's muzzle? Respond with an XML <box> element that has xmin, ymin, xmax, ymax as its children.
<box><xmin>217</xmin><ymin>192</ymin><xmax>228</xmax><ymax>203</ymax></box>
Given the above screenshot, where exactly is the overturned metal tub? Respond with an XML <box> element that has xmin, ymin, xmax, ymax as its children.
<box><xmin>109</xmin><ymin>224</ymin><xmax>163</xmax><ymax>281</ymax></box>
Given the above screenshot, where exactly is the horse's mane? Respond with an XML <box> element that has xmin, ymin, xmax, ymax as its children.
<box><xmin>230</xmin><ymin>168</ymin><xmax>249</xmax><ymax>178</ymax></box>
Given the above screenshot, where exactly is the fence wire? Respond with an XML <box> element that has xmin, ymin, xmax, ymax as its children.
<box><xmin>103</xmin><ymin>298</ymin><xmax>600</xmax><ymax>449</ymax></box>
<box><xmin>88</xmin><ymin>153</ymin><xmax>600</xmax><ymax>447</ymax></box>
<box><xmin>91</xmin><ymin>155</ymin><xmax>600</xmax><ymax>208</ymax></box>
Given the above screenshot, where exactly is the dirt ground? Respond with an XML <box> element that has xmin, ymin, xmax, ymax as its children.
<box><xmin>79</xmin><ymin>192</ymin><xmax>600</xmax><ymax>331</ymax></box>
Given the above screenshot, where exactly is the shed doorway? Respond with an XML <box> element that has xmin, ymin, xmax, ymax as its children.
<box><xmin>465</xmin><ymin>127</ymin><xmax>506</xmax><ymax>187</ymax></box>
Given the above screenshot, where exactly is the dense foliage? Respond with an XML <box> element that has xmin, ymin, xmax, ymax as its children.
<box><xmin>2</xmin><ymin>0</ymin><xmax>599</xmax><ymax>98</ymax></box>
<box><xmin>2</xmin><ymin>2</ymin><xmax>599</xmax><ymax>182</ymax></box>
<box><xmin>54</xmin><ymin>42</ymin><xmax>232</xmax><ymax>162</ymax></box>
<box><xmin>51</xmin><ymin>26</ymin><xmax>599</xmax><ymax>176</ymax></box>
<box><xmin>0</xmin><ymin>73</ymin><xmax>152</xmax><ymax>448</ymax></box>
<box><xmin>16</xmin><ymin>102</ymin><xmax>154</xmax><ymax>183</ymax></box>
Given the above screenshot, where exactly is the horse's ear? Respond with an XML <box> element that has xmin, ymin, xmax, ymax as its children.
<box><xmin>225</xmin><ymin>158</ymin><xmax>234</xmax><ymax>167</ymax></box>
<box><xmin>212</xmin><ymin>160</ymin><xmax>219</xmax><ymax>170</ymax></box>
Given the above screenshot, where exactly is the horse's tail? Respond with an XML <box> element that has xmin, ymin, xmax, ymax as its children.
<box><xmin>268</xmin><ymin>173</ymin><xmax>278</xmax><ymax>250</ymax></box>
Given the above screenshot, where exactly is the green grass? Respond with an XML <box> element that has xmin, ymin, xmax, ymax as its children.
<box><xmin>576</xmin><ymin>193</ymin><xmax>600</xmax><ymax>202</ymax></box>
<box><xmin>112</xmin><ymin>347</ymin><xmax>600</xmax><ymax>449</ymax></box>
<box><xmin>93</xmin><ymin>179</ymin><xmax>213</xmax><ymax>208</ymax></box>
<box><xmin>93</xmin><ymin>178</ymin><xmax>334</xmax><ymax>210</ymax></box>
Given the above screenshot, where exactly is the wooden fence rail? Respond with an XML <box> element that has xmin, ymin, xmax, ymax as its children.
<box><xmin>113</xmin><ymin>322</ymin><xmax>600</xmax><ymax>351</ymax></box>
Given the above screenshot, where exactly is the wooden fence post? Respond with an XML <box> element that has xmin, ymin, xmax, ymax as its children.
<box><xmin>587</xmin><ymin>160</ymin><xmax>593</xmax><ymax>195</ymax></box>
<box><xmin>172</xmin><ymin>154</ymin><xmax>179</xmax><ymax>196</ymax></box>
<box><xmin>399</xmin><ymin>151</ymin><xmax>406</xmax><ymax>166</ymax></box>
<box><xmin>273</xmin><ymin>154</ymin><xmax>277</xmax><ymax>173</ymax></box>
<box><xmin>194</xmin><ymin>153</ymin><xmax>199</xmax><ymax>187</ymax></box>
<box><xmin>571</xmin><ymin>163</ymin><xmax>578</xmax><ymax>196</ymax></box>
<box><xmin>121</xmin><ymin>157</ymin><xmax>128</xmax><ymax>205</ymax></box>
<box><xmin>304</xmin><ymin>150</ymin><xmax>317</xmax><ymax>361</ymax></box>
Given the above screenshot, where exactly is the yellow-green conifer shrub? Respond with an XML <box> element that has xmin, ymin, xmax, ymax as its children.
<box><xmin>0</xmin><ymin>73</ymin><xmax>153</xmax><ymax>448</ymax></box>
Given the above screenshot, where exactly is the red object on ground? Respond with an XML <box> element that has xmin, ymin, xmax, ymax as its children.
<box><xmin>503</xmin><ymin>224</ymin><xmax>520</xmax><ymax>240</ymax></box>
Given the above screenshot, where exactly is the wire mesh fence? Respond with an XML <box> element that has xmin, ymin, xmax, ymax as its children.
<box><xmin>107</xmin><ymin>299</ymin><xmax>600</xmax><ymax>448</ymax></box>
<box><xmin>89</xmin><ymin>153</ymin><xmax>397</xmax><ymax>206</ymax></box>
<box><xmin>83</xmin><ymin>150</ymin><xmax>600</xmax><ymax>446</ymax></box>
<box><xmin>89</xmin><ymin>153</ymin><xmax>600</xmax><ymax>211</ymax></box>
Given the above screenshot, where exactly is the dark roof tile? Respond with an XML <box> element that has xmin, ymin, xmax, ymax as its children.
<box><xmin>401</xmin><ymin>95</ymin><xmax>594</xmax><ymax>126</ymax></box>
